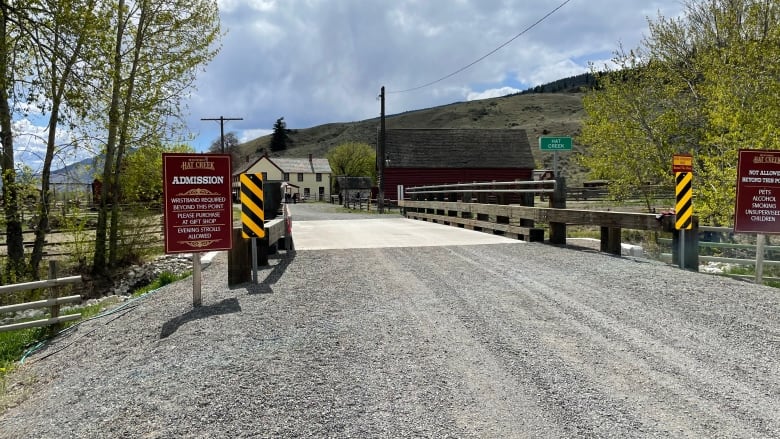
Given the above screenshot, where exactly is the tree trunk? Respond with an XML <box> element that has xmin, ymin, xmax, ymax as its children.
<box><xmin>0</xmin><ymin>10</ymin><xmax>25</xmax><ymax>280</ymax></box>
<box><xmin>92</xmin><ymin>0</ymin><xmax>125</xmax><ymax>276</ymax></box>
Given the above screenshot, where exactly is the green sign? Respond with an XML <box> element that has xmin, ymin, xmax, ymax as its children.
<box><xmin>539</xmin><ymin>136</ymin><xmax>572</xmax><ymax>151</ymax></box>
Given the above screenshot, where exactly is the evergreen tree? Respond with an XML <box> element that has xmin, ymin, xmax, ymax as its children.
<box><xmin>270</xmin><ymin>117</ymin><xmax>290</xmax><ymax>152</ymax></box>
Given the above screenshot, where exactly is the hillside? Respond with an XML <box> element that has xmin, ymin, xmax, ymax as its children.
<box><xmin>235</xmin><ymin>92</ymin><xmax>588</xmax><ymax>182</ymax></box>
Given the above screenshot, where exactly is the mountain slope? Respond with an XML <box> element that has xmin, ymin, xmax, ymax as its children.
<box><xmin>235</xmin><ymin>92</ymin><xmax>586</xmax><ymax>181</ymax></box>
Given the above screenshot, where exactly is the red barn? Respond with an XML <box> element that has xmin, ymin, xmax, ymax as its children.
<box><xmin>381</xmin><ymin>128</ymin><xmax>535</xmax><ymax>201</ymax></box>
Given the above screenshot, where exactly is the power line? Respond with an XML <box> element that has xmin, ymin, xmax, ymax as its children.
<box><xmin>388</xmin><ymin>0</ymin><xmax>574</xmax><ymax>94</ymax></box>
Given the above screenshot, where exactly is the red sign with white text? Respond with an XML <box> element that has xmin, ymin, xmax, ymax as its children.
<box><xmin>734</xmin><ymin>149</ymin><xmax>780</xmax><ymax>234</ymax></box>
<box><xmin>163</xmin><ymin>153</ymin><xmax>233</xmax><ymax>253</ymax></box>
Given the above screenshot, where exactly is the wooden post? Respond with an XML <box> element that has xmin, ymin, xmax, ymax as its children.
<box><xmin>755</xmin><ymin>234</ymin><xmax>765</xmax><ymax>284</ymax></box>
<box><xmin>192</xmin><ymin>252</ymin><xmax>202</xmax><ymax>307</ymax></box>
<box><xmin>671</xmin><ymin>218</ymin><xmax>699</xmax><ymax>271</ymax></box>
<box><xmin>228</xmin><ymin>227</ymin><xmax>251</xmax><ymax>286</ymax></box>
<box><xmin>48</xmin><ymin>260</ymin><xmax>61</xmax><ymax>335</ymax></box>
<box><xmin>600</xmin><ymin>227</ymin><xmax>622</xmax><ymax>255</ymax></box>
<box><xmin>549</xmin><ymin>177</ymin><xmax>567</xmax><ymax>245</ymax></box>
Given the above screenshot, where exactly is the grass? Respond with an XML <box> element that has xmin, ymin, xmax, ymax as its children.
<box><xmin>0</xmin><ymin>327</ymin><xmax>46</xmax><ymax>388</ymax></box>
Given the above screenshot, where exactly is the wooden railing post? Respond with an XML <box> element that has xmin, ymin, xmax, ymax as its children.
<box><xmin>48</xmin><ymin>260</ymin><xmax>61</xmax><ymax>335</ymax></box>
<box><xmin>549</xmin><ymin>177</ymin><xmax>567</xmax><ymax>245</ymax></box>
<box><xmin>672</xmin><ymin>218</ymin><xmax>699</xmax><ymax>271</ymax></box>
<box><xmin>228</xmin><ymin>227</ymin><xmax>251</xmax><ymax>286</ymax></box>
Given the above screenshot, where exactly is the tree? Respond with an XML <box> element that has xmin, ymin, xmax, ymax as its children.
<box><xmin>270</xmin><ymin>117</ymin><xmax>290</xmax><ymax>152</ymax></box>
<box><xmin>207</xmin><ymin>131</ymin><xmax>240</xmax><ymax>157</ymax></box>
<box><xmin>92</xmin><ymin>0</ymin><xmax>221</xmax><ymax>274</ymax></box>
<box><xmin>28</xmin><ymin>0</ymin><xmax>105</xmax><ymax>278</ymax></box>
<box><xmin>0</xmin><ymin>0</ymin><xmax>35</xmax><ymax>279</ymax></box>
<box><xmin>578</xmin><ymin>0</ymin><xmax>780</xmax><ymax>225</ymax></box>
<box><xmin>327</xmin><ymin>142</ymin><xmax>376</xmax><ymax>179</ymax></box>
<box><xmin>122</xmin><ymin>143</ymin><xmax>193</xmax><ymax>203</ymax></box>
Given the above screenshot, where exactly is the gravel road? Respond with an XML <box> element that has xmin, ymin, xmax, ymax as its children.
<box><xmin>1</xmin><ymin>204</ymin><xmax>779</xmax><ymax>438</ymax></box>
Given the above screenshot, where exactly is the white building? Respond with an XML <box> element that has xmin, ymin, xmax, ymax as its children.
<box><xmin>233</xmin><ymin>154</ymin><xmax>332</xmax><ymax>201</ymax></box>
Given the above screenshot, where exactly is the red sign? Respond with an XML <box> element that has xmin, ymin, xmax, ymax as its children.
<box><xmin>672</xmin><ymin>153</ymin><xmax>693</xmax><ymax>173</ymax></box>
<box><xmin>163</xmin><ymin>153</ymin><xmax>233</xmax><ymax>253</ymax></box>
<box><xmin>734</xmin><ymin>149</ymin><xmax>780</xmax><ymax>234</ymax></box>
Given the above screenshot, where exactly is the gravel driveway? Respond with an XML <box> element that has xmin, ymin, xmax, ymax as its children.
<box><xmin>1</xmin><ymin>204</ymin><xmax>778</xmax><ymax>438</ymax></box>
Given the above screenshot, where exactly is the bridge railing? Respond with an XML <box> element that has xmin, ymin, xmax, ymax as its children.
<box><xmin>399</xmin><ymin>180</ymin><xmax>695</xmax><ymax>268</ymax></box>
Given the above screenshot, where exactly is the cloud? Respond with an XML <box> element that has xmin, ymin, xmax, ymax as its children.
<box><xmin>467</xmin><ymin>87</ymin><xmax>521</xmax><ymax>101</ymax></box>
<box><xmin>184</xmin><ymin>0</ymin><xmax>685</xmax><ymax>151</ymax></box>
<box><xmin>15</xmin><ymin>0</ymin><xmax>687</xmax><ymax>160</ymax></box>
<box><xmin>240</xmin><ymin>129</ymin><xmax>272</xmax><ymax>142</ymax></box>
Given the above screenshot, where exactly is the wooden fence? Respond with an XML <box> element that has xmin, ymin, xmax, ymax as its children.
<box><xmin>0</xmin><ymin>261</ymin><xmax>83</xmax><ymax>333</ymax></box>
<box><xmin>399</xmin><ymin>179</ymin><xmax>694</xmax><ymax>268</ymax></box>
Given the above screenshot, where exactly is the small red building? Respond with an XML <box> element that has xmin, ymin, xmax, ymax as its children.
<box><xmin>381</xmin><ymin>128</ymin><xmax>535</xmax><ymax>201</ymax></box>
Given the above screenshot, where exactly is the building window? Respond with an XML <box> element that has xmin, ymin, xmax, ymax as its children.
<box><xmin>304</xmin><ymin>188</ymin><xmax>310</xmax><ymax>199</ymax></box>
<box><xmin>297</xmin><ymin>173</ymin><xmax>304</xmax><ymax>182</ymax></box>
<box><xmin>283</xmin><ymin>172</ymin><xmax>289</xmax><ymax>181</ymax></box>
<box><xmin>316</xmin><ymin>173</ymin><xmax>322</xmax><ymax>182</ymax></box>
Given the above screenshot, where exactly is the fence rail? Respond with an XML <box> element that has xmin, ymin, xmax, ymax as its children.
<box><xmin>401</xmin><ymin>181</ymin><xmax>780</xmax><ymax>283</ymax></box>
<box><xmin>0</xmin><ymin>261</ymin><xmax>83</xmax><ymax>333</ymax></box>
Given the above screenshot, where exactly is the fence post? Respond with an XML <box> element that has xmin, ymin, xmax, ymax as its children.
<box><xmin>549</xmin><ymin>177</ymin><xmax>567</xmax><ymax>245</ymax></box>
<box><xmin>671</xmin><ymin>218</ymin><xmax>699</xmax><ymax>271</ymax></box>
<box><xmin>228</xmin><ymin>227</ymin><xmax>251</xmax><ymax>286</ymax></box>
<box><xmin>48</xmin><ymin>260</ymin><xmax>61</xmax><ymax>335</ymax></box>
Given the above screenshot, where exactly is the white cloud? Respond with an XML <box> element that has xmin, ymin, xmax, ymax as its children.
<box><xmin>240</xmin><ymin>129</ymin><xmax>272</xmax><ymax>142</ymax></box>
<box><xmin>14</xmin><ymin>0</ymin><xmax>688</xmax><ymax>159</ymax></box>
<box><xmin>466</xmin><ymin>87</ymin><xmax>521</xmax><ymax>101</ymax></box>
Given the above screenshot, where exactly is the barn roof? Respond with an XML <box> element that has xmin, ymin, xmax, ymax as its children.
<box><xmin>384</xmin><ymin>128</ymin><xmax>534</xmax><ymax>169</ymax></box>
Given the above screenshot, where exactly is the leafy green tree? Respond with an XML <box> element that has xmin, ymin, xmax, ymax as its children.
<box><xmin>122</xmin><ymin>143</ymin><xmax>194</xmax><ymax>203</ymax></box>
<box><xmin>579</xmin><ymin>0</ymin><xmax>780</xmax><ymax>225</ymax></box>
<box><xmin>0</xmin><ymin>0</ymin><xmax>36</xmax><ymax>277</ymax></box>
<box><xmin>28</xmin><ymin>0</ymin><xmax>105</xmax><ymax>278</ymax></box>
<box><xmin>327</xmin><ymin>142</ymin><xmax>376</xmax><ymax>179</ymax></box>
<box><xmin>270</xmin><ymin>117</ymin><xmax>290</xmax><ymax>152</ymax></box>
<box><xmin>92</xmin><ymin>0</ymin><xmax>221</xmax><ymax>274</ymax></box>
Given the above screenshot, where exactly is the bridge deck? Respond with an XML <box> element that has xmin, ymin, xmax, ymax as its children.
<box><xmin>292</xmin><ymin>217</ymin><xmax>521</xmax><ymax>250</ymax></box>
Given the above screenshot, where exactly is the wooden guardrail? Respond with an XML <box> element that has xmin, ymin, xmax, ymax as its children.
<box><xmin>400</xmin><ymin>199</ymin><xmax>675</xmax><ymax>252</ymax></box>
<box><xmin>228</xmin><ymin>205</ymin><xmax>293</xmax><ymax>286</ymax></box>
<box><xmin>399</xmin><ymin>179</ymin><xmax>701</xmax><ymax>269</ymax></box>
<box><xmin>0</xmin><ymin>261</ymin><xmax>83</xmax><ymax>333</ymax></box>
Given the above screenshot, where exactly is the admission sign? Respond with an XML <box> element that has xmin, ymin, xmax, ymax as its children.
<box><xmin>734</xmin><ymin>149</ymin><xmax>780</xmax><ymax>234</ymax></box>
<box><xmin>163</xmin><ymin>153</ymin><xmax>233</xmax><ymax>253</ymax></box>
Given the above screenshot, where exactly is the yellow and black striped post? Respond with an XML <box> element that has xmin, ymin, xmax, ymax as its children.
<box><xmin>240</xmin><ymin>173</ymin><xmax>265</xmax><ymax>238</ymax></box>
<box><xmin>675</xmin><ymin>171</ymin><xmax>693</xmax><ymax>230</ymax></box>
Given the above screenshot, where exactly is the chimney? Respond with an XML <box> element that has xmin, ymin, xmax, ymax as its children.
<box><xmin>308</xmin><ymin>153</ymin><xmax>313</xmax><ymax>163</ymax></box>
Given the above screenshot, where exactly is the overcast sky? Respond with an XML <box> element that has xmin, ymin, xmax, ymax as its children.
<box><xmin>18</xmin><ymin>0</ymin><xmax>685</xmax><ymax>170</ymax></box>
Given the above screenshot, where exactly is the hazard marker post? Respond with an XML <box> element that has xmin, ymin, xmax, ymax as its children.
<box><xmin>673</xmin><ymin>154</ymin><xmax>694</xmax><ymax>270</ymax></box>
<box><xmin>240</xmin><ymin>173</ymin><xmax>265</xmax><ymax>283</ymax></box>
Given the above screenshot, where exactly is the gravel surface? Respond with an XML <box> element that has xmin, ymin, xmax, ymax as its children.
<box><xmin>1</xmin><ymin>204</ymin><xmax>779</xmax><ymax>438</ymax></box>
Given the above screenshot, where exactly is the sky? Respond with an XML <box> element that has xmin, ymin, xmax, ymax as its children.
<box><xmin>17</xmin><ymin>0</ymin><xmax>686</xmax><ymax>170</ymax></box>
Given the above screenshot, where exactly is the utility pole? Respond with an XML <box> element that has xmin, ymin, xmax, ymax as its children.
<box><xmin>378</xmin><ymin>86</ymin><xmax>386</xmax><ymax>213</ymax></box>
<box><xmin>201</xmin><ymin>116</ymin><xmax>243</xmax><ymax>153</ymax></box>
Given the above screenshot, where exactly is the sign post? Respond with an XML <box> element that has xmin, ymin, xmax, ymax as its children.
<box><xmin>734</xmin><ymin>149</ymin><xmax>780</xmax><ymax>283</ymax></box>
<box><xmin>240</xmin><ymin>173</ymin><xmax>265</xmax><ymax>284</ymax></box>
<box><xmin>539</xmin><ymin>136</ymin><xmax>572</xmax><ymax>178</ymax></box>
<box><xmin>673</xmin><ymin>154</ymin><xmax>694</xmax><ymax>270</ymax></box>
<box><xmin>163</xmin><ymin>153</ymin><xmax>233</xmax><ymax>306</ymax></box>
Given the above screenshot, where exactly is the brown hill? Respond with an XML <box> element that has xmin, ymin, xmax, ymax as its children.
<box><xmin>236</xmin><ymin>92</ymin><xmax>587</xmax><ymax>182</ymax></box>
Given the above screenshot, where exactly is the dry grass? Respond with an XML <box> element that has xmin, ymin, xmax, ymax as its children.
<box><xmin>236</xmin><ymin>92</ymin><xmax>589</xmax><ymax>183</ymax></box>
